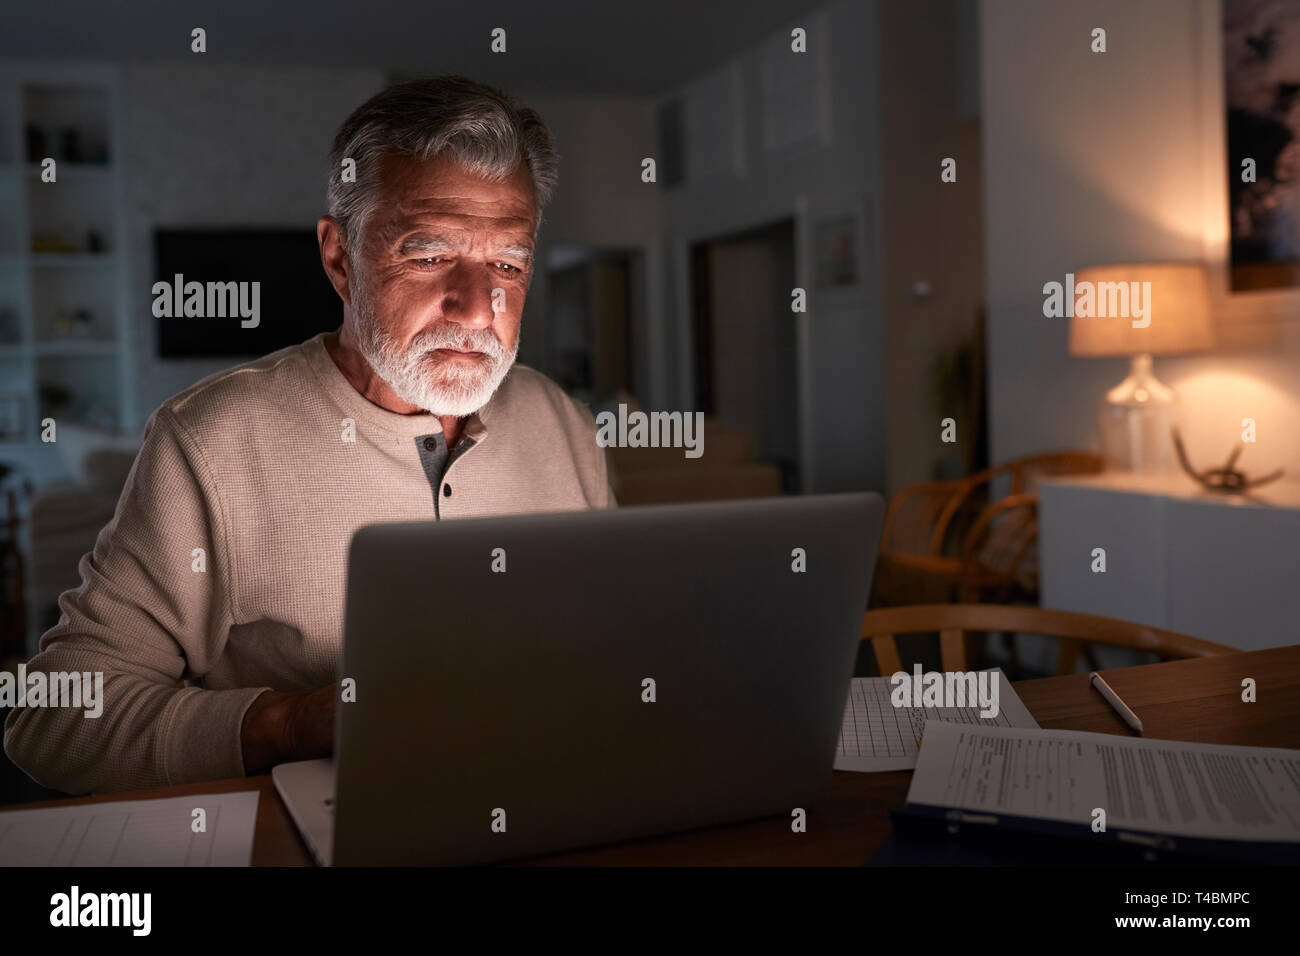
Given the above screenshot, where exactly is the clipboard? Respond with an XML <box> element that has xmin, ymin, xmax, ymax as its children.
<box><xmin>876</xmin><ymin>802</ymin><xmax>1295</xmax><ymax>866</ymax></box>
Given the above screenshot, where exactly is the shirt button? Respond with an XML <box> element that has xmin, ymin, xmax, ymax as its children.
<box><xmin>443</xmin><ymin>483</ymin><xmax>452</xmax><ymax>497</ymax></box>
<box><xmin>423</xmin><ymin>437</ymin><xmax>437</xmax><ymax>451</ymax></box>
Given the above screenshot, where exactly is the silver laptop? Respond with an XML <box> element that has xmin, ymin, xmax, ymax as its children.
<box><xmin>274</xmin><ymin>491</ymin><xmax>883</xmax><ymax>865</ymax></box>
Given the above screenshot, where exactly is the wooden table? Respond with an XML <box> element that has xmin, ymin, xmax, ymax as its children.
<box><xmin>10</xmin><ymin>646</ymin><xmax>1299</xmax><ymax>865</ymax></box>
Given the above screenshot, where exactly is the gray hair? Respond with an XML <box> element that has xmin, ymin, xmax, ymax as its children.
<box><xmin>327</xmin><ymin>75</ymin><xmax>558</xmax><ymax>257</ymax></box>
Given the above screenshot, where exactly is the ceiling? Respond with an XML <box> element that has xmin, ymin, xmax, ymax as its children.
<box><xmin>0</xmin><ymin>0</ymin><xmax>832</xmax><ymax>96</ymax></box>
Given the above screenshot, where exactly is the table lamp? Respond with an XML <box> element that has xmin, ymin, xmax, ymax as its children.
<box><xmin>1068</xmin><ymin>262</ymin><xmax>1214</xmax><ymax>473</ymax></box>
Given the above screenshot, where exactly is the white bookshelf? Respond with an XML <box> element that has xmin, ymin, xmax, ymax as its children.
<box><xmin>0</xmin><ymin>62</ymin><xmax>134</xmax><ymax>656</ymax></box>
<box><xmin>0</xmin><ymin>62</ymin><xmax>134</xmax><ymax>454</ymax></box>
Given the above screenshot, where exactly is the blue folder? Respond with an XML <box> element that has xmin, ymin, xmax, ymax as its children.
<box><xmin>866</xmin><ymin>803</ymin><xmax>1297</xmax><ymax>866</ymax></box>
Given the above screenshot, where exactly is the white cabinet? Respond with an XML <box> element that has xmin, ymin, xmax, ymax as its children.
<box><xmin>1040</xmin><ymin>473</ymin><xmax>1300</xmax><ymax>651</ymax></box>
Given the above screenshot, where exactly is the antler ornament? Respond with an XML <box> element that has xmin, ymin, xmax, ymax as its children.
<box><xmin>1171</xmin><ymin>427</ymin><xmax>1284</xmax><ymax>494</ymax></box>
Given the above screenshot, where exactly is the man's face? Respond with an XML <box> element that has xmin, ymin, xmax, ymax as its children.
<box><xmin>347</xmin><ymin>152</ymin><xmax>537</xmax><ymax>417</ymax></box>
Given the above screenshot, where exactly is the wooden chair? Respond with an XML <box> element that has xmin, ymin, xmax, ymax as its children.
<box><xmin>874</xmin><ymin>451</ymin><xmax>1104</xmax><ymax>607</ymax></box>
<box><xmin>861</xmin><ymin>604</ymin><xmax>1234</xmax><ymax>677</ymax></box>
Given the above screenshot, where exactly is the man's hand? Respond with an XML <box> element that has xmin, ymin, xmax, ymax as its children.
<box><xmin>240</xmin><ymin>683</ymin><xmax>338</xmax><ymax>775</ymax></box>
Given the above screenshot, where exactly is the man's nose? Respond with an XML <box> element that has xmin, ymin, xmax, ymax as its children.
<box><xmin>440</xmin><ymin>263</ymin><xmax>497</xmax><ymax>328</ymax></box>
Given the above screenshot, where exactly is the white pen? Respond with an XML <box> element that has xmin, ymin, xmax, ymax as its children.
<box><xmin>1090</xmin><ymin>671</ymin><xmax>1143</xmax><ymax>735</ymax></box>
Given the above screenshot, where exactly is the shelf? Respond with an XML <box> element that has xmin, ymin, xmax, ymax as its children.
<box><xmin>29</xmin><ymin>253</ymin><xmax>116</xmax><ymax>267</ymax></box>
<box><xmin>34</xmin><ymin>341</ymin><xmax>117</xmax><ymax>357</ymax></box>
<box><xmin>25</xmin><ymin>162</ymin><xmax>113</xmax><ymax>181</ymax></box>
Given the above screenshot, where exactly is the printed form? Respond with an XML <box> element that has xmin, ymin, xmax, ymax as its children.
<box><xmin>835</xmin><ymin>668</ymin><xmax>1038</xmax><ymax>772</ymax></box>
<box><xmin>907</xmin><ymin>722</ymin><xmax>1300</xmax><ymax>843</ymax></box>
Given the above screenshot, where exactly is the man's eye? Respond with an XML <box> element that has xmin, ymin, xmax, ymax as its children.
<box><xmin>413</xmin><ymin>256</ymin><xmax>446</xmax><ymax>267</ymax></box>
<box><xmin>496</xmin><ymin>262</ymin><xmax>522</xmax><ymax>274</ymax></box>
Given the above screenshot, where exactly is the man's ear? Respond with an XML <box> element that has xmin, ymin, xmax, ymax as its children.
<box><xmin>317</xmin><ymin>215</ymin><xmax>353</xmax><ymax>306</ymax></box>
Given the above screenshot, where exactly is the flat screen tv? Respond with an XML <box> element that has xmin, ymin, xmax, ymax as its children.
<box><xmin>154</xmin><ymin>229</ymin><xmax>342</xmax><ymax>357</ymax></box>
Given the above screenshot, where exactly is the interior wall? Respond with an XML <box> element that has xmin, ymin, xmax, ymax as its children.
<box><xmin>662</xmin><ymin>0</ymin><xmax>887</xmax><ymax>494</ymax></box>
<box><xmin>981</xmin><ymin>0</ymin><xmax>1300</xmax><ymax>476</ymax></box>
<box><xmin>122</xmin><ymin>62</ymin><xmax>385</xmax><ymax>428</ymax></box>
<box><xmin>878</xmin><ymin>0</ymin><xmax>985</xmax><ymax>492</ymax></box>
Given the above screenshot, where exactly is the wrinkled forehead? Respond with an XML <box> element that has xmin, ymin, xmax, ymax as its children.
<box><xmin>370</xmin><ymin>152</ymin><xmax>537</xmax><ymax>238</ymax></box>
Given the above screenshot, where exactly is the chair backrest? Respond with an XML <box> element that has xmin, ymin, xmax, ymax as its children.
<box><xmin>881</xmin><ymin>451</ymin><xmax>1104</xmax><ymax>561</ymax></box>
<box><xmin>861</xmin><ymin>604</ymin><xmax>1233</xmax><ymax>677</ymax></box>
<box><xmin>930</xmin><ymin>451</ymin><xmax>1104</xmax><ymax>554</ymax></box>
<box><xmin>878</xmin><ymin>479</ymin><xmax>967</xmax><ymax>555</ymax></box>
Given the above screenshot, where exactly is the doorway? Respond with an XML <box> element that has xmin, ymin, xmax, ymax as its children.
<box><xmin>545</xmin><ymin>244</ymin><xmax>639</xmax><ymax>404</ymax></box>
<box><xmin>690</xmin><ymin>219</ymin><xmax>800</xmax><ymax>491</ymax></box>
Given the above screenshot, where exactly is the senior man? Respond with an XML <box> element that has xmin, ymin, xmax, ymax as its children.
<box><xmin>4</xmin><ymin>76</ymin><xmax>614</xmax><ymax>794</ymax></box>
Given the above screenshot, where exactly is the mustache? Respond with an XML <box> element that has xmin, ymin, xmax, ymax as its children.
<box><xmin>412</xmin><ymin>324</ymin><xmax>505</xmax><ymax>358</ymax></box>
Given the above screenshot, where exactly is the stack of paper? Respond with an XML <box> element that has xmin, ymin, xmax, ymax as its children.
<box><xmin>0</xmin><ymin>791</ymin><xmax>259</xmax><ymax>866</ymax></box>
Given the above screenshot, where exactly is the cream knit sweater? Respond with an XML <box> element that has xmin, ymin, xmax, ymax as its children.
<box><xmin>4</xmin><ymin>333</ymin><xmax>613</xmax><ymax>793</ymax></box>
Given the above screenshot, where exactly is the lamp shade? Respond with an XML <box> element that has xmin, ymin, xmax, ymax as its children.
<box><xmin>1068</xmin><ymin>262</ymin><xmax>1214</xmax><ymax>356</ymax></box>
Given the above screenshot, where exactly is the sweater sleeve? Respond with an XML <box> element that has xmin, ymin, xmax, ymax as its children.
<box><xmin>3</xmin><ymin>407</ymin><xmax>269</xmax><ymax>794</ymax></box>
<box><xmin>600</xmin><ymin>444</ymin><xmax>618</xmax><ymax>509</ymax></box>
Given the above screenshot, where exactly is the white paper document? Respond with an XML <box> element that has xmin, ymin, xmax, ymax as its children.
<box><xmin>908</xmin><ymin>722</ymin><xmax>1300</xmax><ymax>843</ymax></box>
<box><xmin>0</xmin><ymin>791</ymin><xmax>259</xmax><ymax>866</ymax></box>
<box><xmin>834</xmin><ymin>668</ymin><xmax>1038</xmax><ymax>772</ymax></box>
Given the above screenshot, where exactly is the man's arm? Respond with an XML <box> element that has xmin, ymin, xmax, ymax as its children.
<box><xmin>4</xmin><ymin>407</ymin><xmax>275</xmax><ymax>793</ymax></box>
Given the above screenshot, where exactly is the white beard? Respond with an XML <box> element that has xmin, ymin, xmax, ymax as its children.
<box><xmin>352</xmin><ymin>276</ymin><xmax>518</xmax><ymax>417</ymax></box>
